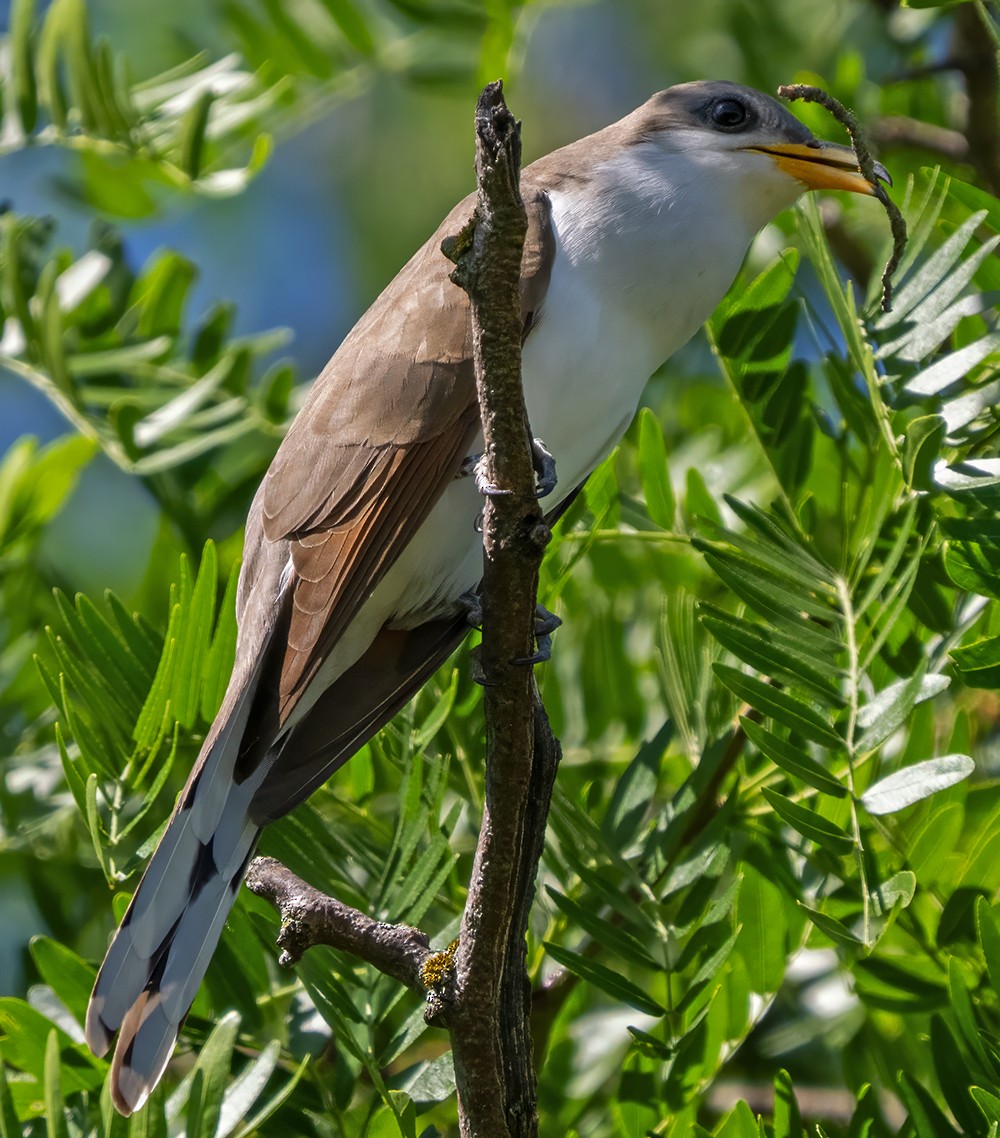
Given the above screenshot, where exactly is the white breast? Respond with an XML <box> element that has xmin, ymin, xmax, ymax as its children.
<box><xmin>285</xmin><ymin>150</ymin><xmax>772</xmax><ymax>723</ymax></box>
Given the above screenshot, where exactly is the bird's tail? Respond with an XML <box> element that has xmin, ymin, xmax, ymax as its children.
<box><xmin>85</xmin><ymin>669</ymin><xmax>272</xmax><ymax>1116</ymax></box>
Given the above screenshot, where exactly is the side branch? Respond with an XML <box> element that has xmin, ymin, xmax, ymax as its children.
<box><xmin>245</xmin><ymin>856</ymin><xmax>433</xmax><ymax>991</ymax></box>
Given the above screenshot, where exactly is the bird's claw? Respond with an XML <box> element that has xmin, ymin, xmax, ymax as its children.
<box><xmin>530</xmin><ymin>437</ymin><xmax>558</xmax><ymax>499</ymax></box>
<box><xmin>456</xmin><ymin>453</ymin><xmax>513</xmax><ymax>498</ymax></box>
<box><xmin>458</xmin><ymin>596</ymin><xmax>560</xmax><ymax>680</ymax></box>
<box><xmin>456</xmin><ymin>437</ymin><xmax>557</xmax><ymax>501</ymax></box>
<box><xmin>512</xmin><ymin>604</ymin><xmax>562</xmax><ymax>665</ymax></box>
<box><xmin>457</xmin><ymin>590</ymin><xmax>483</xmax><ymax>630</ymax></box>
<box><xmin>468</xmin><ymin>644</ymin><xmax>494</xmax><ymax>687</ymax></box>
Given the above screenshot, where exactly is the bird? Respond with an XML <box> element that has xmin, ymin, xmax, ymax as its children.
<box><xmin>85</xmin><ymin>79</ymin><xmax>888</xmax><ymax>1114</ymax></box>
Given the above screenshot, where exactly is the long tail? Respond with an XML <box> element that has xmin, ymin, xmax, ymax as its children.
<box><xmin>85</xmin><ymin>669</ymin><xmax>271</xmax><ymax>1116</ymax></box>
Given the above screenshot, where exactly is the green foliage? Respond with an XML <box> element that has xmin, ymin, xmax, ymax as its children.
<box><xmin>0</xmin><ymin>212</ymin><xmax>294</xmax><ymax>547</ymax></box>
<box><xmin>0</xmin><ymin>0</ymin><xmax>277</xmax><ymax>207</ymax></box>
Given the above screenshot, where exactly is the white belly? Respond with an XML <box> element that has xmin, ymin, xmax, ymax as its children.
<box><xmin>284</xmin><ymin>178</ymin><xmax>753</xmax><ymax>725</ymax></box>
<box><xmin>380</xmin><ymin>258</ymin><xmax>667</xmax><ymax>627</ymax></box>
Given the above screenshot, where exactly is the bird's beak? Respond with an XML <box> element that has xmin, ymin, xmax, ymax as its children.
<box><xmin>748</xmin><ymin>140</ymin><xmax>891</xmax><ymax>196</ymax></box>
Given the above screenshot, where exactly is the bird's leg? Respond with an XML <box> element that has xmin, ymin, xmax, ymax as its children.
<box><xmin>456</xmin><ymin>438</ymin><xmax>557</xmax><ymax>499</ymax></box>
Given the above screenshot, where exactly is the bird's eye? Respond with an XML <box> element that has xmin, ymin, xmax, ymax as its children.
<box><xmin>710</xmin><ymin>98</ymin><xmax>751</xmax><ymax>131</ymax></box>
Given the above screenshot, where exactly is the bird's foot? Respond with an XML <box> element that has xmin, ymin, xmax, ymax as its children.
<box><xmin>456</xmin><ymin>589</ymin><xmax>483</xmax><ymax>630</ymax></box>
<box><xmin>458</xmin><ymin>595</ymin><xmax>560</xmax><ymax>682</ymax></box>
<box><xmin>456</xmin><ymin>437</ymin><xmax>557</xmax><ymax>500</ymax></box>
<box><xmin>456</xmin><ymin>453</ymin><xmax>513</xmax><ymax>499</ymax></box>
<box><xmin>530</xmin><ymin>437</ymin><xmax>558</xmax><ymax>499</ymax></box>
<box><xmin>512</xmin><ymin>604</ymin><xmax>562</xmax><ymax>666</ymax></box>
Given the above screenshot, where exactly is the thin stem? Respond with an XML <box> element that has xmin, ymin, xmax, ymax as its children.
<box><xmin>2</xmin><ymin>356</ymin><xmax>134</xmax><ymax>470</ymax></box>
<box><xmin>836</xmin><ymin>574</ymin><xmax>872</xmax><ymax>947</ymax></box>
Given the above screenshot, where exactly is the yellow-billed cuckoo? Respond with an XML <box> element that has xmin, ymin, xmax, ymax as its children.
<box><xmin>85</xmin><ymin>80</ymin><xmax>888</xmax><ymax>1113</ymax></box>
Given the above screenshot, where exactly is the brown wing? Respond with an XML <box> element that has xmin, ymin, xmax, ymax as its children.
<box><xmin>258</xmin><ymin>188</ymin><xmax>555</xmax><ymax>717</ymax></box>
<box><xmin>249</xmin><ymin>481</ymin><xmax>586</xmax><ymax>824</ymax></box>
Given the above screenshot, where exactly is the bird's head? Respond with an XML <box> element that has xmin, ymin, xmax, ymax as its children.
<box><xmin>628</xmin><ymin>80</ymin><xmax>889</xmax><ymax>226</ymax></box>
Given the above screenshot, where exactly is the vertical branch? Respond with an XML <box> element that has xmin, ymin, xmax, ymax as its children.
<box><xmin>442</xmin><ymin>80</ymin><xmax>561</xmax><ymax>1138</ymax></box>
<box><xmin>251</xmin><ymin>81</ymin><xmax>561</xmax><ymax>1138</ymax></box>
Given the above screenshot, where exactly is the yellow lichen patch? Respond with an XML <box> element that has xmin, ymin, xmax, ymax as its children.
<box><xmin>420</xmin><ymin>939</ymin><xmax>459</xmax><ymax>989</ymax></box>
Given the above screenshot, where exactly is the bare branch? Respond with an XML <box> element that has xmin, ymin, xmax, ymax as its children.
<box><xmin>441</xmin><ymin>79</ymin><xmax>561</xmax><ymax>1138</ymax></box>
<box><xmin>244</xmin><ymin>856</ymin><xmax>434</xmax><ymax>991</ymax></box>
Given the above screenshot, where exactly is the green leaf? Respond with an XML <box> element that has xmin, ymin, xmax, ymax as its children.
<box><xmin>44</xmin><ymin>1030</ymin><xmax>69</xmax><ymax>1138</ymax></box>
<box><xmin>179</xmin><ymin>89</ymin><xmax>214</xmax><ymax>180</ymax></box>
<box><xmin>28</xmin><ymin>938</ymin><xmax>95</xmax><ymax>1027</ymax></box>
<box><xmin>230</xmin><ymin>1055</ymin><xmax>308</xmax><ymax>1138</ymax></box>
<box><xmin>603</xmin><ymin>722</ymin><xmax>669</xmax><ymax>845</ymax></box>
<box><xmin>171</xmin><ymin>542</ymin><xmax>220</xmax><ymax>726</ymax></box>
<box><xmin>977</xmin><ymin>898</ymin><xmax>1000</xmax><ymax>993</ymax></box>
<box><xmin>951</xmin><ymin>634</ymin><xmax>1000</xmax><ymax>688</ymax></box>
<box><xmin>698</xmin><ymin>543</ymin><xmax>840</xmax><ymax>636</ymax></box>
<box><xmin>879</xmin><ymin>209</ymin><xmax>988</xmax><ymax>329</ymax></box>
<box><xmin>0</xmin><ymin>1062</ymin><xmax>20</xmax><ymax>1138</ymax></box>
<box><xmin>761</xmin><ymin>788</ymin><xmax>854</xmax><ymax>855</ymax></box>
<box><xmin>714</xmin><ymin>665</ymin><xmax>843</xmax><ymax>749</ymax></box>
<box><xmin>905</xmin><ymin>332</ymin><xmax>1000</xmax><ymax>399</ymax></box>
<box><xmin>946</xmin><ymin>541</ymin><xmax>1000</xmax><ymax>602</ymax></box>
<box><xmin>543</xmin><ymin>942</ymin><xmax>666</xmax><ymax>1017</ymax></box>
<box><xmin>84</xmin><ymin>771</ymin><xmax>109</xmax><ymax>875</ymax></box>
<box><xmin>861</xmin><ymin>755</ymin><xmax>975</xmax><ymax>816</ymax></box>
<box><xmin>411</xmin><ymin>668</ymin><xmax>458</xmax><ymax>751</ymax></box>
<box><xmin>685</xmin><ymin>466</ymin><xmax>722</xmax><ymax>526</ymax></box>
<box><xmin>735</xmin><ymin>861</ymin><xmax>788</xmax><ymax>992</ymax></box>
<box><xmin>930</xmin><ymin>1014</ymin><xmax>982</xmax><ymax>1134</ymax></box>
<box><xmin>545</xmin><ymin>887</ymin><xmax>659</xmax><ymax>971</ymax></box>
<box><xmin>214</xmin><ymin>1040</ymin><xmax>280</xmax><ymax>1138</ymax></box>
<box><xmin>971</xmin><ymin>1088</ymin><xmax>1000</xmax><ymax>1127</ymax></box>
<box><xmin>947</xmin><ymin>958</ymin><xmax>994</xmax><ymax>1081</ymax></box>
<box><xmin>897</xmin><ymin>1070</ymin><xmax>959</xmax><ymax>1138</ymax></box>
<box><xmin>855</xmin><ymin>672</ymin><xmax>949</xmax><ymax>753</ymax></box>
<box><xmin>701</xmin><ymin>606</ymin><xmax>844</xmax><ymax>706</ymax></box>
<box><xmin>742</xmin><ymin>719</ymin><xmax>846</xmax><ymax>797</ymax></box>
<box><xmin>637</xmin><ymin>407</ymin><xmax>675</xmax><ymax>528</ymax></box>
<box><xmin>398</xmin><ymin>1051</ymin><xmax>454</xmax><ymax>1107</ymax></box>
<box><xmin>872</xmin><ymin>870</ymin><xmax>917</xmax><ymax>915</ymax></box>
<box><xmin>773</xmin><ymin>1069</ymin><xmax>804</xmax><ymax>1138</ymax></box>
<box><xmin>10</xmin><ymin>0</ymin><xmax>39</xmax><ymax>133</ymax></box>
<box><xmin>317</xmin><ymin>0</ymin><xmax>375</xmax><ymax>53</ymax></box>
<box><xmin>799</xmin><ymin>904</ymin><xmax>863</xmax><ymax>948</ymax></box>
<box><xmin>0</xmin><ymin>999</ymin><xmax>104</xmax><ymax>1093</ymax></box>
<box><xmin>903</xmin><ymin>415</ymin><xmax>946</xmax><ymax>490</ymax></box>
<box><xmin>715</xmin><ymin>1099</ymin><xmax>760</xmax><ymax>1138</ymax></box>
<box><xmin>185</xmin><ymin>1012</ymin><xmax>240</xmax><ymax>1138</ymax></box>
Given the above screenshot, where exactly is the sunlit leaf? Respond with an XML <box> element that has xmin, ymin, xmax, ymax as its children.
<box><xmin>861</xmin><ymin>755</ymin><xmax>975</xmax><ymax>816</ymax></box>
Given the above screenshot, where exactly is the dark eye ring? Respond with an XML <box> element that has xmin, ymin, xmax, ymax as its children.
<box><xmin>710</xmin><ymin>98</ymin><xmax>750</xmax><ymax>130</ymax></box>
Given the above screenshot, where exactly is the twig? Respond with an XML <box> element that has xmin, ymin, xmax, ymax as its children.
<box><xmin>244</xmin><ymin>857</ymin><xmax>434</xmax><ymax>990</ymax></box>
<box><xmin>779</xmin><ymin>84</ymin><xmax>907</xmax><ymax>312</ymax></box>
<box><xmin>442</xmin><ymin>79</ymin><xmax>561</xmax><ymax>1138</ymax></box>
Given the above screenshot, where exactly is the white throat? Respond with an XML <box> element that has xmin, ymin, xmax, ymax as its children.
<box><xmin>545</xmin><ymin>143</ymin><xmax>800</xmax><ymax>359</ymax></box>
